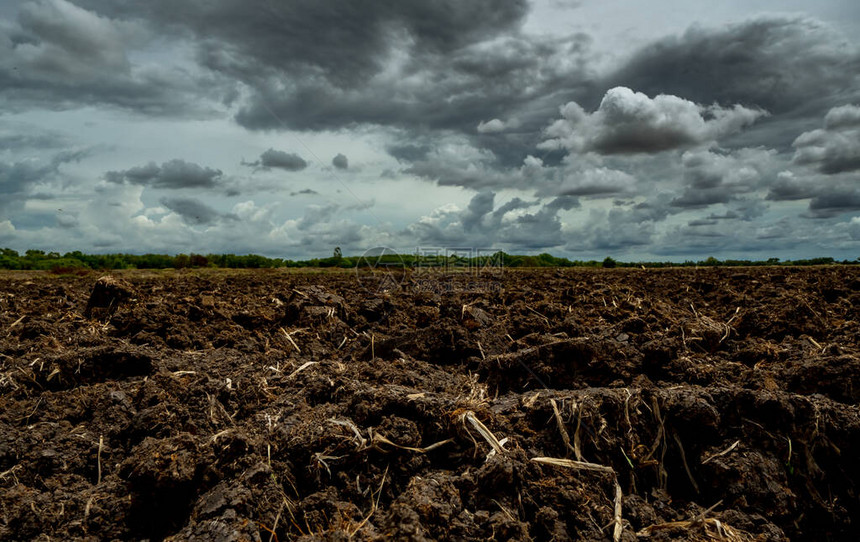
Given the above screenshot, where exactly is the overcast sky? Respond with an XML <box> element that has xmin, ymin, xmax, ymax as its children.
<box><xmin>1</xmin><ymin>0</ymin><xmax>859</xmax><ymax>260</ymax></box>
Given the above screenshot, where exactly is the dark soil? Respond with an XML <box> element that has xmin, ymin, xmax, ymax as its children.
<box><xmin>1</xmin><ymin>266</ymin><xmax>859</xmax><ymax>541</ymax></box>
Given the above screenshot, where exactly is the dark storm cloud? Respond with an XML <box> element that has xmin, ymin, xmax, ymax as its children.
<box><xmin>680</xmin><ymin>200</ymin><xmax>765</xmax><ymax>227</ymax></box>
<box><xmin>765</xmin><ymin>168</ymin><xmax>860</xmax><ymax>218</ymax></box>
<box><xmin>106</xmin><ymin>159</ymin><xmax>223</xmax><ymax>189</ymax></box>
<box><xmin>605</xmin><ymin>17</ymin><xmax>860</xmax><ymax>118</ymax></box>
<box><xmin>793</xmin><ymin>105</ymin><xmax>860</xmax><ymax>174</ymax></box>
<box><xmin>807</xmin><ymin>189</ymin><xmax>860</xmax><ymax>218</ymax></box>
<box><xmin>766</xmin><ymin>172</ymin><xmax>816</xmax><ymax>201</ymax></box>
<box><xmin>231</xmin><ymin>33</ymin><xmax>593</xmax><ymax>135</ymax></box>
<box><xmin>0</xmin><ymin>148</ymin><xmax>87</xmax><ymax>205</ymax></box>
<box><xmin>60</xmin><ymin>0</ymin><xmax>597</xmax><ymax>173</ymax></box>
<box><xmin>84</xmin><ymin>0</ymin><xmax>530</xmax><ymax>86</ymax></box>
<box><xmin>1</xmin><ymin>158</ymin><xmax>59</xmax><ymax>198</ymax></box>
<box><xmin>621</xmin><ymin>200</ymin><xmax>673</xmax><ymax>225</ymax></box>
<box><xmin>74</xmin><ymin>0</ymin><xmax>577</xmax><ymax>134</ymax></box>
<box><xmin>491</xmin><ymin>197</ymin><xmax>535</xmax><ymax>221</ymax></box>
<box><xmin>577</xmin><ymin>205</ymin><xmax>662</xmax><ymax>251</ymax></box>
<box><xmin>500</xmin><ymin>196</ymin><xmax>579</xmax><ymax>249</ymax></box>
<box><xmin>763</xmin><ymin>165</ymin><xmax>860</xmax><ymax>218</ymax></box>
<box><xmin>159</xmin><ymin>197</ymin><xmax>225</xmax><ymax>225</ymax></box>
<box><xmin>707</xmin><ymin>211</ymin><xmax>739</xmax><ymax>220</ymax></box>
<box><xmin>243</xmin><ymin>149</ymin><xmax>308</xmax><ymax>172</ymax></box>
<box><xmin>405</xmin><ymin>161</ymin><xmax>515</xmax><ymax>190</ymax></box>
<box><xmin>0</xmin><ymin>0</ymin><xmax>225</xmax><ymax>115</ymax></box>
<box><xmin>669</xmin><ymin>149</ymin><xmax>775</xmax><ymax>209</ymax></box>
<box><xmin>291</xmin><ymin>188</ymin><xmax>319</xmax><ymax>196</ymax></box>
<box><xmin>469</xmin><ymin>193</ymin><xmax>544</xmax><ymax>236</ymax></box>
<box><xmin>462</xmin><ymin>191</ymin><xmax>495</xmax><ymax>232</ymax></box>
<box><xmin>688</xmin><ymin>219</ymin><xmax>718</xmax><ymax>227</ymax></box>
<box><xmin>387</xmin><ymin>144</ymin><xmax>433</xmax><ymax>163</ymax></box>
<box><xmin>539</xmin><ymin>87</ymin><xmax>765</xmax><ymax>155</ymax></box>
<box><xmin>540</xmin><ymin>166</ymin><xmax>636</xmax><ymax>197</ymax></box>
<box><xmin>670</xmin><ymin>189</ymin><xmax>733</xmax><ymax>209</ymax></box>
<box><xmin>332</xmin><ymin>153</ymin><xmax>348</xmax><ymax>170</ymax></box>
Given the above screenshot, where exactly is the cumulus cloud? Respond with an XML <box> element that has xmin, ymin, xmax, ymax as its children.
<box><xmin>605</xmin><ymin>17</ymin><xmax>860</xmax><ymax>118</ymax></box>
<box><xmin>461</xmin><ymin>191</ymin><xmax>496</xmax><ymax>231</ymax></box>
<box><xmin>402</xmin><ymin>140</ymin><xmax>532</xmax><ymax>189</ymax></box>
<box><xmin>332</xmin><ymin>153</ymin><xmax>348</xmax><ymax>170</ymax></box>
<box><xmin>4</xmin><ymin>2</ymin><xmax>860</xmax><ymax>260</ymax></box>
<box><xmin>243</xmin><ymin>149</ymin><xmax>308</xmax><ymax>172</ymax></box>
<box><xmin>671</xmin><ymin>148</ymin><xmax>775</xmax><ymax>209</ymax></box>
<box><xmin>297</xmin><ymin>203</ymin><xmax>340</xmax><ymax>231</ymax></box>
<box><xmin>764</xmin><ymin>168</ymin><xmax>860</xmax><ymax>219</ymax></box>
<box><xmin>56</xmin><ymin>211</ymin><xmax>79</xmax><ymax>228</ymax></box>
<box><xmin>402</xmin><ymin>191</ymin><xmax>576</xmax><ymax>250</ymax></box>
<box><xmin>477</xmin><ymin>119</ymin><xmax>507</xmax><ymax>133</ymax></box>
<box><xmin>793</xmin><ymin>104</ymin><xmax>860</xmax><ymax>174</ymax></box>
<box><xmin>577</xmin><ymin>207</ymin><xmax>659</xmax><ymax>251</ymax></box>
<box><xmin>106</xmin><ymin>159</ymin><xmax>223</xmax><ymax>189</ymax></box>
<box><xmin>766</xmin><ymin>171</ymin><xmax>816</xmax><ymax>201</ymax></box>
<box><xmin>539</xmin><ymin>87</ymin><xmax>765</xmax><ymax>155</ymax></box>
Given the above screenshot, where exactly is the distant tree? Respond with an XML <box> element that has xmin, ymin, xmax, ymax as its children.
<box><xmin>519</xmin><ymin>256</ymin><xmax>540</xmax><ymax>267</ymax></box>
<box><xmin>174</xmin><ymin>254</ymin><xmax>191</xmax><ymax>269</ymax></box>
<box><xmin>190</xmin><ymin>253</ymin><xmax>209</xmax><ymax>267</ymax></box>
<box><xmin>602</xmin><ymin>257</ymin><xmax>617</xmax><ymax>269</ymax></box>
<box><xmin>333</xmin><ymin>246</ymin><xmax>342</xmax><ymax>259</ymax></box>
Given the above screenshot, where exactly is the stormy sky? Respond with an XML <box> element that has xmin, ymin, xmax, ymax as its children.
<box><xmin>1</xmin><ymin>0</ymin><xmax>859</xmax><ymax>260</ymax></box>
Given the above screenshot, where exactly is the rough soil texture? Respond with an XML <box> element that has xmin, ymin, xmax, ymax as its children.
<box><xmin>1</xmin><ymin>267</ymin><xmax>859</xmax><ymax>541</ymax></box>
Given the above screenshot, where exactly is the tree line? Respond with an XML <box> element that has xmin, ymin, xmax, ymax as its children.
<box><xmin>0</xmin><ymin>248</ymin><xmax>852</xmax><ymax>272</ymax></box>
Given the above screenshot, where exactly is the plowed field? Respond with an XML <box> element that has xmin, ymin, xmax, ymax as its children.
<box><xmin>1</xmin><ymin>267</ymin><xmax>858</xmax><ymax>541</ymax></box>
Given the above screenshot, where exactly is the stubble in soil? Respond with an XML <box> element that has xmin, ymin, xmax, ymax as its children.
<box><xmin>1</xmin><ymin>267</ymin><xmax>859</xmax><ymax>541</ymax></box>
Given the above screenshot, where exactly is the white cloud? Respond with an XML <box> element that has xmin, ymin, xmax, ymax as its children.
<box><xmin>539</xmin><ymin>86</ymin><xmax>766</xmax><ymax>155</ymax></box>
<box><xmin>825</xmin><ymin>105</ymin><xmax>860</xmax><ymax>130</ymax></box>
<box><xmin>477</xmin><ymin>118</ymin><xmax>506</xmax><ymax>133</ymax></box>
<box><xmin>0</xmin><ymin>220</ymin><xmax>16</xmax><ymax>237</ymax></box>
<box><xmin>793</xmin><ymin>104</ymin><xmax>860</xmax><ymax>174</ymax></box>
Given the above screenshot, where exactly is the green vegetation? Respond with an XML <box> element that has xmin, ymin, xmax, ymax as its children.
<box><xmin>0</xmin><ymin>247</ymin><xmax>852</xmax><ymax>271</ymax></box>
